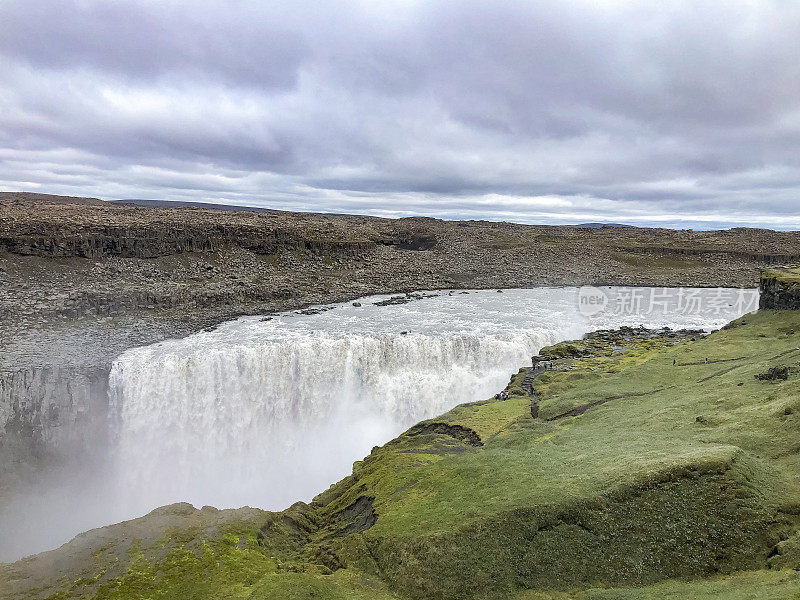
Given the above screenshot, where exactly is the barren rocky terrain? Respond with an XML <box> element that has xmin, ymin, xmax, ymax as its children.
<box><xmin>4</xmin><ymin>192</ymin><xmax>800</xmax><ymax>342</ymax></box>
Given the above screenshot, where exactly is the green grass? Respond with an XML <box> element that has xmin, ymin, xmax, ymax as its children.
<box><xmin>245</xmin><ymin>570</ymin><xmax>398</xmax><ymax>599</ymax></box>
<box><xmin>533</xmin><ymin>336</ymin><xmax>681</xmax><ymax>415</ymax></box>
<box><xmin>321</xmin><ymin>310</ymin><xmax>800</xmax><ymax>597</ymax></box>
<box><xmin>92</xmin><ymin>534</ymin><xmax>275</xmax><ymax>600</ymax></box>
<box><xmin>412</xmin><ymin>368</ymin><xmax>532</xmax><ymax>442</ymax></box>
<box><xmin>579</xmin><ymin>569</ymin><xmax>800</xmax><ymax>600</ymax></box>
<box><xmin>514</xmin><ymin>570</ymin><xmax>800</xmax><ymax>599</ymax></box>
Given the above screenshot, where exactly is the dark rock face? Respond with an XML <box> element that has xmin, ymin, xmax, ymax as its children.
<box><xmin>0</xmin><ymin>222</ymin><xmax>379</xmax><ymax>260</ymax></box>
<box><xmin>637</xmin><ymin>245</ymin><xmax>800</xmax><ymax>265</ymax></box>
<box><xmin>760</xmin><ymin>274</ymin><xmax>800</xmax><ymax>310</ymax></box>
<box><xmin>335</xmin><ymin>496</ymin><xmax>378</xmax><ymax>535</ymax></box>
<box><xmin>379</xmin><ymin>231</ymin><xmax>437</xmax><ymax>251</ymax></box>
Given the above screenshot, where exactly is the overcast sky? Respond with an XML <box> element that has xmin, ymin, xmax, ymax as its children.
<box><xmin>1</xmin><ymin>1</ymin><xmax>799</xmax><ymax>228</ymax></box>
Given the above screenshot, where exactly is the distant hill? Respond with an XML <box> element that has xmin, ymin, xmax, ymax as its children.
<box><xmin>113</xmin><ymin>199</ymin><xmax>637</xmax><ymax>228</ymax></box>
<box><xmin>0</xmin><ymin>191</ymin><xmax>106</xmax><ymax>206</ymax></box>
<box><xmin>111</xmin><ymin>198</ymin><xmax>280</xmax><ymax>213</ymax></box>
<box><xmin>566</xmin><ymin>222</ymin><xmax>635</xmax><ymax>228</ymax></box>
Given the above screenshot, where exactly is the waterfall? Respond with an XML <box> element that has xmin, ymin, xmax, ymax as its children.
<box><xmin>108</xmin><ymin>329</ymin><xmax>558</xmax><ymax>513</ymax></box>
<box><xmin>106</xmin><ymin>286</ymin><xmax>757</xmax><ymax>518</ymax></box>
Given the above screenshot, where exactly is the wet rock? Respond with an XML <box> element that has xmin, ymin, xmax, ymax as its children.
<box><xmin>0</xmin><ymin>365</ymin><xmax>110</xmax><ymax>481</ymax></box>
<box><xmin>406</xmin><ymin>422</ymin><xmax>483</xmax><ymax>446</ymax></box>
<box><xmin>374</xmin><ymin>295</ymin><xmax>411</xmax><ymax>307</ymax></box>
<box><xmin>335</xmin><ymin>496</ymin><xmax>378</xmax><ymax>535</ymax></box>
<box><xmin>295</xmin><ymin>306</ymin><xmax>334</xmax><ymax>316</ymax></box>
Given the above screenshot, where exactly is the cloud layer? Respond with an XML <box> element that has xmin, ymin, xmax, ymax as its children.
<box><xmin>1</xmin><ymin>0</ymin><xmax>799</xmax><ymax>227</ymax></box>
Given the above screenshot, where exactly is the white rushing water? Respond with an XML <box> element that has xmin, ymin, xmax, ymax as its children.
<box><xmin>107</xmin><ymin>286</ymin><xmax>757</xmax><ymax>518</ymax></box>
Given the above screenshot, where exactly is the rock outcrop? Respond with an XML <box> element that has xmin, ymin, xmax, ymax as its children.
<box><xmin>759</xmin><ymin>266</ymin><xmax>800</xmax><ymax>309</ymax></box>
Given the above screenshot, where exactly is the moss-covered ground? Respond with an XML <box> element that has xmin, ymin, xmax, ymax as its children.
<box><xmin>763</xmin><ymin>266</ymin><xmax>800</xmax><ymax>285</ymax></box>
<box><xmin>4</xmin><ymin>310</ymin><xmax>800</xmax><ymax>599</ymax></box>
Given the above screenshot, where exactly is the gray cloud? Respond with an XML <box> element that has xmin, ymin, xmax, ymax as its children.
<box><xmin>1</xmin><ymin>0</ymin><xmax>799</xmax><ymax>228</ymax></box>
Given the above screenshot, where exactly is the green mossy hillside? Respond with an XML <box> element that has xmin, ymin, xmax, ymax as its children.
<box><xmin>4</xmin><ymin>311</ymin><xmax>800</xmax><ymax>600</ymax></box>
